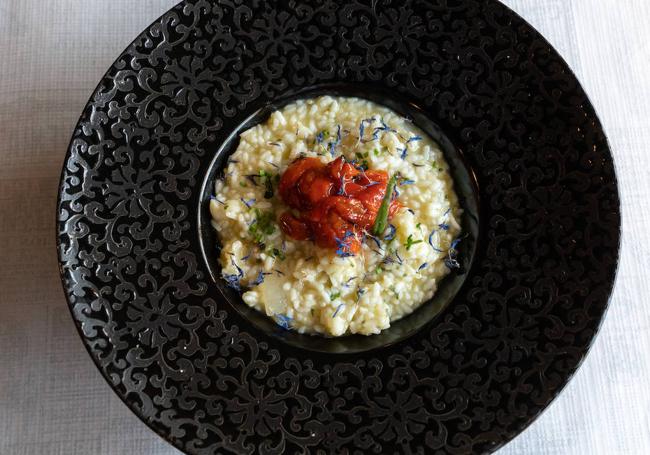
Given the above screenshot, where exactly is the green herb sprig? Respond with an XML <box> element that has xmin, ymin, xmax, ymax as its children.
<box><xmin>404</xmin><ymin>234</ymin><xmax>423</xmax><ymax>251</ymax></box>
<box><xmin>371</xmin><ymin>175</ymin><xmax>398</xmax><ymax>236</ymax></box>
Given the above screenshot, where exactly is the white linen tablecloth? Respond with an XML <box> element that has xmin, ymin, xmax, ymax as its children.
<box><xmin>0</xmin><ymin>1</ymin><xmax>648</xmax><ymax>453</ymax></box>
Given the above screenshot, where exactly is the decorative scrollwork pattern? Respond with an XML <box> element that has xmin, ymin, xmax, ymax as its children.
<box><xmin>57</xmin><ymin>1</ymin><xmax>620</xmax><ymax>453</ymax></box>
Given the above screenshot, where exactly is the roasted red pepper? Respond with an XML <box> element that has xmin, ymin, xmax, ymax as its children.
<box><xmin>278</xmin><ymin>156</ymin><xmax>401</xmax><ymax>255</ymax></box>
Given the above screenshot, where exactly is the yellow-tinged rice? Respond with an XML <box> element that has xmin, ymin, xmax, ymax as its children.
<box><xmin>210</xmin><ymin>96</ymin><xmax>461</xmax><ymax>336</ymax></box>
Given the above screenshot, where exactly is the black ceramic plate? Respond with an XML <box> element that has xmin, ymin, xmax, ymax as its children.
<box><xmin>57</xmin><ymin>1</ymin><xmax>620</xmax><ymax>454</ymax></box>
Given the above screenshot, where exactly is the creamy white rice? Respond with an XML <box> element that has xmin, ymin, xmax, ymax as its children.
<box><xmin>210</xmin><ymin>96</ymin><xmax>461</xmax><ymax>336</ymax></box>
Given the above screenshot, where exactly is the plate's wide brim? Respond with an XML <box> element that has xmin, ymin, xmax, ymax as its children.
<box><xmin>56</xmin><ymin>1</ymin><xmax>621</xmax><ymax>454</ymax></box>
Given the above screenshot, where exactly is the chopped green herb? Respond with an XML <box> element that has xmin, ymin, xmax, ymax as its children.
<box><xmin>271</xmin><ymin>247</ymin><xmax>286</xmax><ymax>261</ymax></box>
<box><xmin>249</xmin><ymin>209</ymin><xmax>276</xmax><ymax>243</ymax></box>
<box><xmin>375</xmin><ymin>266</ymin><xmax>383</xmax><ymax>274</ymax></box>
<box><xmin>416</xmin><ymin>223</ymin><xmax>421</xmax><ymax>229</ymax></box>
<box><xmin>405</xmin><ymin>234</ymin><xmax>423</xmax><ymax>251</ymax></box>
<box><xmin>239</xmin><ymin>181</ymin><xmax>247</xmax><ymax>187</ymax></box>
<box><xmin>330</xmin><ymin>292</ymin><xmax>341</xmax><ymax>301</ymax></box>
<box><xmin>373</xmin><ymin>148</ymin><xmax>380</xmax><ymax>156</ymax></box>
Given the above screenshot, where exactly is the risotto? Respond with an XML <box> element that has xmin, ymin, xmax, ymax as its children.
<box><xmin>210</xmin><ymin>96</ymin><xmax>461</xmax><ymax>336</ymax></box>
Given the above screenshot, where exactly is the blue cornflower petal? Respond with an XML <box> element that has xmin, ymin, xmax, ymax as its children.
<box><xmin>275</xmin><ymin>314</ymin><xmax>292</xmax><ymax>330</ymax></box>
<box><xmin>367</xmin><ymin>235</ymin><xmax>382</xmax><ymax>250</ymax></box>
<box><xmin>384</xmin><ymin>224</ymin><xmax>396</xmax><ymax>241</ymax></box>
<box><xmin>332</xmin><ymin>304</ymin><xmax>345</xmax><ymax>318</ymax></box>
<box><xmin>428</xmin><ymin>229</ymin><xmax>444</xmax><ymax>253</ymax></box>
<box><xmin>335</xmin><ymin>231</ymin><xmax>356</xmax><ymax>257</ymax></box>
<box><xmin>252</xmin><ymin>270</ymin><xmax>271</xmax><ymax>286</ymax></box>
<box><xmin>240</xmin><ymin>198</ymin><xmax>255</xmax><ymax>208</ymax></box>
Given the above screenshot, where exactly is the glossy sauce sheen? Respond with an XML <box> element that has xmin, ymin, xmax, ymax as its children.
<box><xmin>278</xmin><ymin>157</ymin><xmax>400</xmax><ymax>254</ymax></box>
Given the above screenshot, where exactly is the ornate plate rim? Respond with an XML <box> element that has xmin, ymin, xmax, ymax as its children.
<box><xmin>55</xmin><ymin>1</ymin><xmax>622</xmax><ymax>453</ymax></box>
